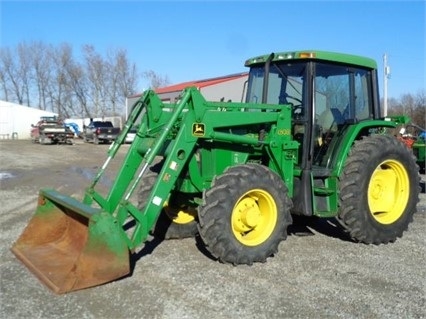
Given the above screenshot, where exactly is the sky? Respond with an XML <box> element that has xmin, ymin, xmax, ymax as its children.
<box><xmin>1</xmin><ymin>0</ymin><xmax>425</xmax><ymax>99</ymax></box>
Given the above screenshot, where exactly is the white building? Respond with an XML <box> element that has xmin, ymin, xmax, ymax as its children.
<box><xmin>0</xmin><ymin>101</ymin><xmax>58</xmax><ymax>140</ymax></box>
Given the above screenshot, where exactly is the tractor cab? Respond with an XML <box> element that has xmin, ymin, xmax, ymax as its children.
<box><xmin>245</xmin><ymin>51</ymin><xmax>380</xmax><ymax>172</ymax></box>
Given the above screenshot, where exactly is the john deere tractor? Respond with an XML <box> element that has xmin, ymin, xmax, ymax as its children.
<box><xmin>12</xmin><ymin>50</ymin><xmax>420</xmax><ymax>294</ymax></box>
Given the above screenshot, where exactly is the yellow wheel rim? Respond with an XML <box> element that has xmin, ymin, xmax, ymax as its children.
<box><xmin>368</xmin><ymin>159</ymin><xmax>410</xmax><ymax>224</ymax></box>
<box><xmin>163</xmin><ymin>204</ymin><xmax>196</xmax><ymax>225</ymax></box>
<box><xmin>231</xmin><ymin>189</ymin><xmax>277</xmax><ymax>246</ymax></box>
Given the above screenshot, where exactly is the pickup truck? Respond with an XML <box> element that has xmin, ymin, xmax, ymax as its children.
<box><xmin>30</xmin><ymin>116</ymin><xmax>74</xmax><ymax>145</ymax></box>
<box><xmin>83</xmin><ymin>121</ymin><xmax>120</xmax><ymax>144</ymax></box>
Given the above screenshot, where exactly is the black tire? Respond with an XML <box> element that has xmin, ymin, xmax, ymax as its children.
<box><xmin>198</xmin><ymin>164</ymin><xmax>292</xmax><ymax>265</ymax></box>
<box><xmin>137</xmin><ymin>164</ymin><xmax>198</xmax><ymax>239</ymax></box>
<box><xmin>337</xmin><ymin>134</ymin><xmax>420</xmax><ymax>244</ymax></box>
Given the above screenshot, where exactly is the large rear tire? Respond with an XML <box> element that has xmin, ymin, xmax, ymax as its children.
<box><xmin>198</xmin><ymin>164</ymin><xmax>292</xmax><ymax>265</ymax></box>
<box><xmin>337</xmin><ymin>134</ymin><xmax>420</xmax><ymax>244</ymax></box>
<box><xmin>137</xmin><ymin>164</ymin><xmax>198</xmax><ymax>239</ymax></box>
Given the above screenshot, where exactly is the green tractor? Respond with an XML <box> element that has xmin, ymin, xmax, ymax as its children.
<box><xmin>12</xmin><ymin>50</ymin><xmax>420</xmax><ymax>294</ymax></box>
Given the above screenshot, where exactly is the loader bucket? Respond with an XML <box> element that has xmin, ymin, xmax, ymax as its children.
<box><xmin>11</xmin><ymin>189</ymin><xmax>130</xmax><ymax>294</ymax></box>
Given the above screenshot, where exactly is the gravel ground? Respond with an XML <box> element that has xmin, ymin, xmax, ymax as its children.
<box><xmin>0</xmin><ymin>139</ymin><xmax>425</xmax><ymax>319</ymax></box>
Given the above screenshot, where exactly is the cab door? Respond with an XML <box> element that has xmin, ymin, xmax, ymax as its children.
<box><xmin>312</xmin><ymin>63</ymin><xmax>374</xmax><ymax>170</ymax></box>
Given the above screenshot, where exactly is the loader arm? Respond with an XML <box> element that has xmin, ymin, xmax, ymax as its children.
<box><xmin>78</xmin><ymin>85</ymin><xmax>297</xmax><ymax>248</ymax></box>
<box><xmin>106</xmin><ymin>87</ymin><xmax>297</xmax><ymax>249</ymax></box>
<box><xmin>82</xmin><ymin>88</ymin><xmax>197</xmax><ymax>248</ymax></box>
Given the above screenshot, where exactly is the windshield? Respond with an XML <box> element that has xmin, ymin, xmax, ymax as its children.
<box><xmin>245</xmin><ymin>62</ymin><xmax>307</xmax><ymax>106</ymax></box>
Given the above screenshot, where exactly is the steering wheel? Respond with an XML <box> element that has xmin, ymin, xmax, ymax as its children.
<box><xmin>282</xmin><ymin>93</ymin><xmax>302</xmax><ymax>112</ymax></box>
<box><xmin>285</xmin><ymin>93</ymin><xmax>302</xmax><ymax>105</ymax></box>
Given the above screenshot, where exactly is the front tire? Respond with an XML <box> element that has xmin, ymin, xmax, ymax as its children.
<box><xmin>198</xmin><ymin>164</ymin><xmax>292</xmax><ymax>265</ymax></box>
<box><xmin>337</xmin><ymin>135</ymin><xmax>420</xmax><ymax>244</ymax></box>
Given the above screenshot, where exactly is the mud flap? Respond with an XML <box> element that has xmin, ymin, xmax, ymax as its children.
<box><xmin>11</xmin><ymin>189</ymin><xmax>130</xmax><ymax>294</ymax></box>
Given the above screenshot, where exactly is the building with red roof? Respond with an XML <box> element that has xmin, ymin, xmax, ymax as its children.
<box><xmin>126</xmin><ymin>72</ymin><xmax>248</xmax><ymax>118</ymax></box>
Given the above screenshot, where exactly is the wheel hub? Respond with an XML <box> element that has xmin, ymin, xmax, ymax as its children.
<box><xmin>368</xmin><ymin>160</ymin><xmax>409</xmax><ymax>224</ymax></box>
<box><xmin>231</xmin><ymin>189</ymin><xmax>277</xmax><ymax>246</ymax></box>
<box><xmin>235</xmin><ymin>197</ymin><xmax>261</xmax><ymax>230</ymax></box>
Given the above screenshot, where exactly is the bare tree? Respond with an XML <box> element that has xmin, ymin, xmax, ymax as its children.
<box><xmin>46</xmin><ymin>43</ymin><xmax>87</xmax><ymax>118</ymax></box>
<box><xmin>400</xmin><ymin>93</ymin><xmax>416</xmax><ymax>119</ymax></box>
<box><xmin>0</xmin><ymin>64</ymin><xmax>8</xmax><ymax>101</ymax></box>
<box><xmin>31</xmin><ymin>41</ymin><xmax>52</xmax><ymax>110</ymax></box>
<box><xmin>83</xmin><ymin>45</ymin><xmax>109</xmax><ymax>117</ymax></box>
<box><xmin>413</xmin><ymin>90</ymin><xmax>425</xmax><ymax>128</ymax></box>
<box><xmin>143</xmin><ymin>69</ymin><xmax>170</xmax><ymax>89</ymax></box>
<box><xmin>0</xmin><ymin>41</ymin><xmax>149</xmax><ymax>119</ymax></box>
<box><xmin>108</xmin><ymin>48</ymin><xmax>139</xmax><ymax>115</ymax></box>
<box><xmin>82</xmin><ymin>46</ymin><xmax>141</xmax><ymax>117</ymax></box>
<box><xmin>385</xmin><ymin>97</ymin><xmax>402</xmax><ymax>115</ymax></box>
<box><xmin>107</xmin><ymin>50</ymin><xmax>121</xmax><ymax>115</ymax></box>
<box><xmin>387</xmin><ymin>91</ymin><xmax>425</xmax><ymax>129</ymax></box>
<box><xmin>16</xmin><ymin>42</ymin><xmax>34</xmax><ymax>107</ymax></box>
<box><xmin>0</xmin><ymin>49</ymin><xmax>9</xmax><ymax>101</ymax></box>
<box><xmin>65</xmin><ymin>58</ymin><xmax>91</xmax><ymax>118</ymax></box>
<box><xmin>0</xmin><ymin>47</ymin><xmax>25</xmax><ymax>104</ymax></box>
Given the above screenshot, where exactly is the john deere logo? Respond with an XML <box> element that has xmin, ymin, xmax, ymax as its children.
<box><xmin>192</xmin><ymin>123</ymin><xmax>205</xmax><ymax>137</ymax></box>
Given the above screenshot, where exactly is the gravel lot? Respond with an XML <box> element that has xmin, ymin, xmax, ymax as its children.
<box><xmin>0</xmin><ymin>139</ymin><xmax>425</xmax><ymax>319</ymax></box>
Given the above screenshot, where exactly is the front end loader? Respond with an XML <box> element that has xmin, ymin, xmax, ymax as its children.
<box><xmin>11</xmin><ymin>50</ymin><xmax>420</xmax><ymax>294</ymax></box>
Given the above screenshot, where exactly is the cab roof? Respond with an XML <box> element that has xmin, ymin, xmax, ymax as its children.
<box><xmin>244</xmin><ymin>50</ymin><xmax>377</xmax><ymax>69</ymax></box>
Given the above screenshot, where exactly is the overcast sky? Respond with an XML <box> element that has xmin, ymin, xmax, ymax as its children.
<box><xmin>1</xmin><ymin>0</ymin><xmax>425</xmax><ymax>98</ymax></box>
